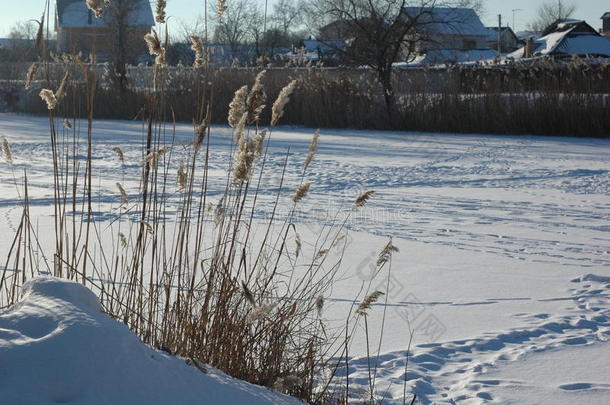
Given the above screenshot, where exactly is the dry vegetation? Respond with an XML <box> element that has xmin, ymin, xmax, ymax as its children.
<box><xmin>2</xmin><ymin>57</ymin><xmax>609</xmax><ymax>137</ymax></box>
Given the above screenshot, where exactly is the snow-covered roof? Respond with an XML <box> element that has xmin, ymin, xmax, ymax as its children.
<box><xmin>510</xmin><ymin>24</ymin><xmax>610</xmax><ymax>58</ymax></box>
<box><xmin>403</xmin><ymin>7</ymin><xmax>489</xmax><ymax>37</ymax></box>
<box><xmin>56</xmin><ymin>0</ymin><xmax>154</xmax><ymax>28</ymax></box>
<box><xmin>301</xmin><ymin>40</ymin><xmax>345</xmax><ymax>53</ymax></box>
<box><xmin>408</xmin><ymin>48</ymin><xmax>497</xmax><ymax>65</ymax></box>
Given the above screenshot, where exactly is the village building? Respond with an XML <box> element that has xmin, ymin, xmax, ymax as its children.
<box><xmin>402</xmin><ymin>7</ymin><xmax>494</xmax><ymax>64</ymax></box>
<box><xmin>510</xmin><ymin>19</ymin><xmax>610</xmax><ymax>59</ymax></box>
<box><xmin>602</xmin><ymin>12</ymin><xmax>610</xmax><ymax>37</ymax></box>
<box><xmin>486</xmin><ymin>26</ymin><xmax>522</xmax><ymax>53</ymax></box>
<box><xmin>55</xmin><ymin>0</ymin><xmax>154</xmax><ymax>62</ymax></box>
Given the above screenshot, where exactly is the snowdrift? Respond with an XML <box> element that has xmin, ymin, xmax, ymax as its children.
<box><xmin>0</xmin><ymin>277</ymin><xmax>304</xmax><ymax>405</ymax></box>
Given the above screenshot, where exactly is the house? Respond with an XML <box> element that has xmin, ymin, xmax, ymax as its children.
<box><xmin>486</xmin><ymin>26</ymin><xmax>522</xmax><ymax>53</ymax></box>
<box><xmin>403</xmin><ymin>7</ymin><xmax>490</xmax><ymax>53</ymax></box>
<box><xmin>510</xmin><ymin>19</ymin><xmax>610</xmax><ymax>59</ymax></box>
<box><xmin>55</xmin><ymin>0</ymin><xmax>154</xmax><ymax>62</ymax></box>
<box><xmin>602</xmin><ymin>12</ymin><xmax>610</xmax><ymax>37</ymax></box>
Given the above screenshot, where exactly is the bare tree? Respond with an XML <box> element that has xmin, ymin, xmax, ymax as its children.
<box><xmin>104</xmin><ymin>0</ymin><xmax>143</xmax><ymax>89</ymax></box>
<box><xmin>212</xmin><ymin>0</ymin><xmax>262</xmax><ymax>57</ymax></box>
<box><xmin>2</xmin><ymin>21</ymin><xmax>39</xmax><ymax>62</ymax></box>
<box><xmin>527</xmin><ymin>0</ymin><xmax>576</xmax><ymax>33</ymax></box>
<box><xmin>305</xmin><ymin>0</ymin><xmax>443</xmax><ymax>124</ymax></box>
<box><xmin>273</xmin><ymin>0</ymin><xmax>301</xmax><ymax>38</ymax></box>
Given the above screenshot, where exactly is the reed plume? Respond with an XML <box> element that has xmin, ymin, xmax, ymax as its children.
<box><xmin>247</xmin><ymin>303</ymin><xmax>276</xmax><ymax>322</ymax></box>
<box><xmin>86</xmin><ymin>0</ymin><xmax>107</xmax><ymax>18</ymax></box>
<box><xmin>377</xmin><ymin>238</ymin><xmax>398</xmax><ymax>267</ymax></box>
<box><xmin>292</xmin><ymin>182</ymin><xmax>311</xmax><ymax>203</ymax></box>
<box><xmin>246</xmin><ymin>70</ymin><xmax>267</xmax><ymax>124</ymax></box>
<box><xmin>63</xmin><ymin>119</ymin><xmax>73</xmax><ymax>129</ymax></box>
<box><xmin>155</xmin><ymin>0</ymin><xmax>167</xmax><ymax>23</ymax></box>
<box><xmin>228</xmin><ymin>85</ymin><xmax>248</xmax><ymax>128</ymax></box>
<box><xmin>118</xmin><ymin>232</ymin><xmax>128</xmax><ymax>248</ymax></box>
<box><xmin>232</xmin><ymin>134</ymin><xmax>261</xmax><ymax>185</ymax></box>
<box><xmin>2</xmin><ymin>138</ymin><xmax>13</xmax><ymax>164</ymax></box>
<box><xmin>177</xmin><ymin>160</ymin><xmax>187</xmax><ymax>191</ymax></box>
<box><xmin>354</xmin><ymin>190</ymin><xmax>375</xmax><ymax>208</ymax></box>
<box><xmin>194</xmin><ymin>118</ymin><xmax>207</xmax><ymax>152</ymax></box>
<box><xmin>112</xmin><ymin>147</ymin><xmax>125</xmax><ymax>163</ymax></box>
<box><xmin>144</xmin><ymin>30</ymin><xmax>166</xmax><ymax>65</ymax></box>
<box><xmin>315</xmin><ymin>295</ymin><xmax>325</xmax><ymax>316</ymax></box>
<box><xmin>116</xmin><ymin>182</ymin><xmax>128</xmax><ymax>205</ymax></box>
<box><xmin>304</xmin><ymin>130</ymin><xmax>320</xmax><ymax>172</ymax></box>
<box><xmin>271</xmin><ymin>80</ymin><xmax>297</xmax><ymax>126</ymax></box>
<box><xmin>25</xmin><ymin>63</ymin><xmax>38</xmax><ymax>89</ymax></box>
<box><xmin>141</xmin><ymin>221</ymin><xmax>154</xmax><ymax>234</ymax></box>
<box><xmin>39</xmin><ymin>89</ymin><xmax>57</xmax><ymax>110</ymax></box>
<box><xmin>216</xmin><ymin>0</ymin><xmax>227</xmax><ymax>18</ymax></box>
<box><xmin>356</xmin><ymin>291</ymin><xmax>384</xmax><ymax>315</ymax></box>
<box><xmin>190</xmin><ymin>35</ymin><xmax>204</xmax><ymax>67</ymax></box>
<box><xmin>295</xmin><ymin>232</ymin><xmax>302</xmax><ymax>258</ymax></box>
<box><xmin>214</xmin><ymin>198</ymin><xmax>224</xmax><ymax>225</ymax></box>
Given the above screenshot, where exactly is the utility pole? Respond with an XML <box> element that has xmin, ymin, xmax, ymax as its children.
<box><xmin>497</xmin><ymin>14</ymin><xmax>502</xmax><ymax>55</ymax></box>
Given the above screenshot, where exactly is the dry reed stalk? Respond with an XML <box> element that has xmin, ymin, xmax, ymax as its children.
<box><xmin>304</xmin><ymin>130</ymin><xmax>320</xmax><ymax>172</ymax></box>
<box><xmin>292</xmin><ymin>182</ymin><xmax>310</xmax><ymax>203</ymax></box>
<box><xmin>34</xmin><ymin>14</ymin><xmax>44</xmax><ymax>49</ymax></box>
<box><xmin>2</xmin><ymin>138</ymin><xmax>13</xmax><ymax>164</ymax></box>
<box><xmin>271</xmin><ymin>80</ymin><xmax>297</xmax><ymax>126</ymax></box>
<box><xmin>241</xmin><ymin>281</ymin><xmax>256</xmax><ymax>306</ymax></box>
<box><xmin>55</xmin><ymin>71</ymin><xmax>70</xmax><ymax>102</ymax></box>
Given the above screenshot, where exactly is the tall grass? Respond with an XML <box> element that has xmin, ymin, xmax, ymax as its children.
<box><xmin>4</xmin><ymin>57</ymin><xmax>610</xmax><ymax>137</ymax></box>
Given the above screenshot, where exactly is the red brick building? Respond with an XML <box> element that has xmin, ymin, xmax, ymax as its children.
<box><xmin>55</xmin><ymin>0</ymin><xmax>154</xmax><ymax>62</ymax></box>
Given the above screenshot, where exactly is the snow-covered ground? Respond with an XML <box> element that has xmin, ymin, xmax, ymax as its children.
<box><xmin>0</xmin><ymin>113</ymin><xmax>609</xmax><ymax>404</ymax></box>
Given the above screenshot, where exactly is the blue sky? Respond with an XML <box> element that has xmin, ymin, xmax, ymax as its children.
<box><xmin>0</xmin><ymin>0</ymin><xmax>607</xmax><ymax>37</ymax></box>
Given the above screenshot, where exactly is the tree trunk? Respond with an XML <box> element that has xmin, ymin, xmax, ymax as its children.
<box><xmin>378</xmin><ymin>67</ymin><xmax>396</xmax><ymax>128</ymax></box>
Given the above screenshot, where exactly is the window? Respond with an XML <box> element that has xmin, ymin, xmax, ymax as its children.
<box><xmin>463</xmin><ymin>39</ymin><xmax>477</xmax><ymax>50</ymax></box>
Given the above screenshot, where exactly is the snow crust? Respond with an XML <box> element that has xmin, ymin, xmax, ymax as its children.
<box><xmin>0</xmin><ymin>277</ymin><xmax>303</xmax><ymax>405</ymax></box>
